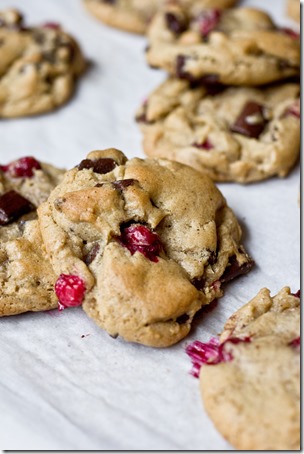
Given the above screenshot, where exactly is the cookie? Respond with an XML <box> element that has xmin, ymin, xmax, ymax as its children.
<box><xmin>187</xmin><ymin>287</ymin><xmax>300</xmax><ymax>450</ymax></box>
<box><xmin>38</xmin><ymin>148</ymin><xmax>253</xmax><ymax>347</ymax></box>
<box><xmin>83</xmin><ymin>0</ymin><xmax>238</xmax><ymax>35</ymax></box>
<box><xmin>0</xmin><ymin>156</ymin><xmax>65</xmax><ymax>316</ymax></box>
<box><xmin>287</xmin><ymin>0</ymin><xmax>300</xmax><ymax>22</ymax></box>
<box><xmin>0</xmin><ymin>9</ymin><xmax>86</xmax><ymax>118</ymax></box>
<box><xmin>0</xmin><ymin>219</ymin><xmax>58</xmax><ymax>316</ymax></box>
<box><xmin>136</xmin><ymin>78</ymin><xmax>300</xmax><ymax>183</ymax></box>
<box><xmin>146</xmin><ymin>6</ymin><xmax>300</xmax><ymax>85</ymax></box>
<box><xmin>0</xmin><ymin>156</ymin><xmax>65</xmax><ymax>242</ymax></box>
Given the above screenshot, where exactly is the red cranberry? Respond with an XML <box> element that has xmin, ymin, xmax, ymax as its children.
<box><xmin>285</xmin><ymin>101</ymin><xmax>300</xmax><ymax>119</ymax></box>
<box><xmin>192</xmin><ymin>138</ymin><xmax>213</xmax><ymax>150</ymax></box>
<box><xmin>198</xmin><ymin>9</ymin><xmax>221</xmax><ymax>38</ymax></box>
<box><xmin>279</xmin><ymin>27</ymin><xmax>300</xmax><ymax>40</ymax></box>
<box><xmin>117</xmin><ymin>224</ymin><xmax>163</xmax><ymax>262</ymax></box>
<box><xmin>55</xmin><ymin>274</ymin><xmax>86</xmax><ymax>310</ymax></box>
<box><xmin>289</xmin><ymin>336</ymin><xmax>300</xmax><ymax>349</ymax></box>
<box><xmin>186</xmin><ymin>336</ymin><xmax>251</xmax><ymax>377</ymax></box>
<box><xmin>42</xmin><ymin>22</ymin><xmax>61</xmax><ymax>30</ymax></box>
<box><xmin>1</xmin><ymin>157</ymin><xmax>42</xmax><ymax>178</ymax></box>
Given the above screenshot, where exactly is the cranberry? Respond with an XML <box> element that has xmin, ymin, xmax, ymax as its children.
<box><xmin>192</xmin><ymin>138</ymin><xmax>213</xmax><ymax>150</ymax></box>
<box><xmin>198</xmin><ymin>9</ymin><xmax>221</xmax><ymax>38</ymax></box>
<box><xmin>42</xmin><ymin>22</ymin><xmax>61</xmax><ymax>30</ymax></box>
<box><xmin>1</xmin><ymin>157</ymin><xmax>42</xmax><ymax>178</ymax></box>
<box><xmin>291</xmin><ymin>290</ymin><xmax>300</xmax><ymax>298</ymax></box>
<box><xmin>285</xmin><ymin>101</ymin><xmax>300</xmax><ymax>119</ymax></box>
<box><xmin>186</xmin><ymin>336</ymin><xmax>251</xmax><ymax>377</ymax></box>
<box><xmin>117</xmin><ymin>224</ymin><xmax>163</xmax><ymax>262</ymax></box>
<box><xmin>55</xmin><ymin>274</ymin><xmax>86</xmax><ymax>310</ymax></box>
<box><xmin>279</xmin><ymin>27</ymin><xmax>300</xmax><ymax>40</ymax></box>
<box><xmin>289</xmin><ymin>336</ymin><xmax>300</xmax><ymax>349</ymax></box>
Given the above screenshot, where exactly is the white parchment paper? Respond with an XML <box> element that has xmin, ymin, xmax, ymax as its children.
<box><xmin>0</xmin><ymin>0</ymin><xmax>300</xmax><ymax>450</ymax></box>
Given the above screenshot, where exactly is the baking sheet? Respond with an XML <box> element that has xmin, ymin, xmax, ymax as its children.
<box><xmin>0</xmin><ymin>0</ymin><xmax>300</xmax><ymax>450</ymax></box>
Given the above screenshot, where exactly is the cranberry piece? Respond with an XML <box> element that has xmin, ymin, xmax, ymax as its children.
<box><xmin>165</xmin><ymin>12</ymin><xmax>187</xmax><ymax>35</ymax></box>
<box><xmin>0</xmin><ymin>190</ymin><xmax>35</xmax><ymax>225</ymax></box>
<box><xmin>198</xmin><ymin>9</ymin><xmax>221</xmax><ymax>38</ymax></box>
<box><xmin>285</xmin><ymin>101</ymin><xmax>300</xmax><ymax>119</ymax></box>
<box><xmin>186</xmin><ymin>336</ymin><xmax>251</xmax><ymax>377</ymax></box>
<box><xmin>231</xmin><ymin>101</ymin><xmax>267</xmax><ymax>138</ymax></box>
<box><xmin>42</xmin><ymin>22</ymin><xmax>60</xmax><ymax>30</ymax></box>
<box><xmin>220</xmin><ymin>256</ymin><xmax>254</xmax><ymax>284</ymax></box>
<box><xmin>192</xmin><ymin>138</ymin><xmax>213</xmax><ymax>150</ymax></box>
<box><xmin>78</xmin><ymin>158</ymin><xmax>116</xmax><ymax>174</ymax></box>
<box><xmin>55</xmin><ymin>274</ymin><xmax>86</xmax><ymax>310</ymax></box>
<box><xmin>117</xmin><ymin>224</ymin><xmax>163</xmax><ymax>262</ymax></box>
<box><xmin>291</xmin><ymin>290</ymin><xmax>300</xmax><ymax>298</ymax></box>
<box><xmin>279</xmin><ymin>27</ymin><xmax>300</xmax><ymax>40</ymax></box>
<box><xmin>289</xmin><ymin>336</ymin><xmax>300</xmax><ymax>349</ymax></box>
<box><xmin>1</xmin><ymin>157</ymin><xmax>42</xmax><ymax>178</ymax></box>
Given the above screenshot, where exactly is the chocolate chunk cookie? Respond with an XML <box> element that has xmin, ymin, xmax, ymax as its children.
<box><xmin>146</xmin><ymin>6</ymin><xmax>300</xmax><ymax>85</ymax></box>
<box><xmin>136</xmin><ymin>78</ymin><xmax>300</xmax><ymax>183</ymax></box>
<box><xmin>0</xmin><ymin>156</ymin><xmax>65</xmax><ymax>316</ymax></box>
<box><xmin>83</xmin><ymin>0</ymin><xmax>238</xmax><ymax>35</ymax></box>
<box><xmin>0</xmin><ymin>9</ymin><xmax>86</xmax><ymax>118</ymax></box>
<box><xmin>38</xmin><ymin>148</ymin><xmax>253</xmax><ymax>347</ymax></box>
<box><xmin>187</xmin><ymin>287</ymin><xmax>300</xmax><ymax>450</ymax></box>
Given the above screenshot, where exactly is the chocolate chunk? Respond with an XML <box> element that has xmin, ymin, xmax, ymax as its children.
<box><xmin>112</xmin><ymin>179</ymin><xmax>136</xmax><ymax>193</ymax></box>
<box><xmin>231</xmin><ymin>101</ymin><xmax>267</xmax><ymax>138</ymax></box>
<box><xmin>192</xmin><ymin>276</ymin><xmax>205</xmax><ymax>291</ymax></box>
<box><xmin>165</xmin><ymin>12</ymin><xmax>187</xmax><ymax>35</ymax></box>
<box><xmin>0</xmin><ymin>190</ymin><xmax>35</xmax><ymax>226</ymax></box>
<box><xmin>84</xmin><ymin>243</ymin><xmax>100</xmax><ymax>265</ymax></box>
<box><xmin>78</xmin><ymin>158</ymin><xmax>117</xmax><ymax>174</ymax></box>
<box><xmin>199</xmin><ymin>74</ymin><xmax>225</xmax><ymax>95</ymax></box>
<box><xmin>176</xmin><ymin>55</ymin><xmax>194</xmax><ymax>81</ymax></box>
<box><xmin>291</xmin><ymin>290</ymin><xmax>300</xmax><ymax>298</ymax></box>
<box><xmin>220</xmin><ymin>256</ymin><xmax>254</xmax><ymax>284</ymax></box>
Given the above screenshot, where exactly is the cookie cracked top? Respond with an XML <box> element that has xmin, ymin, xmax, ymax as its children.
<box><xmin>196</xmin><ymin>287</ymin><xmax>300</xmax><ymax>450</ymax></box>
<box><xmin>83</xmin><ymin>0</ymin><xmax>238</xmax><ymax>35</ymax></box>
<box><xmin>0</xmin><ymin>9</ymin><xmax>86</xmax><ymax>118</ymax></box>
<box><xmin>136</xmin><ymin>78</ymin><xmax>300</xmax><ymax>183</ymax></box>
<box><xmin>38</xmin><ymin>148</ymin><xmax>253</xmax><ymax>347</ymax></box>
<box><xmin>146</xmin><ymin>6</ymin><xmax>300</xmax><ymax>85</ymax></box>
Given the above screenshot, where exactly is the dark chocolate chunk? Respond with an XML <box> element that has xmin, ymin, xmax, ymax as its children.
<box><xmin>84</xmin><ymin>243</ymin><xmax>100</xmax><ymax>265</ymax></box>
<box><xmin>112</xmin><ymin>179</ymin><xmax>136</xmax><ymax>193</ymax></box>
<box><xmin>176</xmin><ymin>55</ymin><xmax>194</xmax><ymax>81</ymax></box>
<box><xmin>0</xmin><ymin>190</ymin><xmax>35</xmax><ymax>226</ymax></box>
<box><xmin>192</xmin><ymin>276</ymin><xmax>206</xmax><ymax>291</ymax></box>
<box><xmin>231</xmin><ymin>101</ymin><xmax>267</xmax><ymax>138</ymax></box>
<box><xmin>165</xmin><ymin>12</ymin><xmax>187</xmax><ymax>35</ymax></box>
<box><xmin>78</xmin><ymin>158</ymin><xmax>117</xmax><ymax>174</ymax></box>
<box><xmin>220</xmin><ymin>256</ymin><xmax>254</xmax><ymax>284</ymax></box>
<box><xmin>176</xmin><ymin>313</ymin><xmax>190</xmax><ymax>324</ymax></box>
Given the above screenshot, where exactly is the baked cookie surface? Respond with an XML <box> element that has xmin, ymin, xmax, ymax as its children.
<box><xmin>0</xmin><ymin>157</ymin><xmax>65</xmax><ymax>316</ymax></box>
<box><xmin>0</xmin><ymin>9</ymin><xmax>86</xmax><ymax>118</ymax></box>
<box><xmin>188</xmin><ymin>287</ymin><xmax>300</xmax><ymax>450</ymax></box>
<box><xmin>83</xmin><ymin>0</ymin><xmax>238</xmax><ymax>35</ymax></box>
<box><xmin>287</xmin><ymin>0</ymin><xmax>300</xmax><ymax>22</ymax></box>
<box><xmin>38</xmin><ymin>148</ymin><xmax>253</xmax><ymax>347</ymax></box>
<box><xmin>137</xmin><ymin>78</ymin><xmax>300</xmax><ymax>183</ymax></box>
<box><xmin>146</xmin><ymin>6</ymin><xmax>300</xmax><ymax>85</ymax></box>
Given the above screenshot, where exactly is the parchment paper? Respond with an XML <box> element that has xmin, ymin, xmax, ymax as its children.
<box><xmin>0</xmin><ymin>0</ymin><xmax>300</xmax><ymax>449</ymax></box>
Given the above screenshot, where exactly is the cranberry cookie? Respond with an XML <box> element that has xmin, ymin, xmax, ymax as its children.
<box><xmin>38</xmin><ymin>148</ymin><xmax>253</xmax><ymax>347</ymax></box>
<box><xmin>0</xmin><ymin>157</ymin><xmax>65</xmax><ymax>316</ymax></box>
<box><xmin>136</xmin><ymin>78</ymin><xmax>300</xmax><ymax>183</ymax></box>
<box><xmin>146</xmin><ymin>6</ymin><xmax>300</xmax><ymax>85</ymax></box>
<box><xmin>0</xmin><ymin>9</ymin><xmax>86</xmax><ymax>118</ymax></box>
<box><xmin>187</xmin><ymin>287</ymin><xmax>300</xmax><ymax>450</ymax></box>
<box><xmin>83</xmin><ymin>0</ymin><xmax>238</xmax><ymax>35</ymax></box>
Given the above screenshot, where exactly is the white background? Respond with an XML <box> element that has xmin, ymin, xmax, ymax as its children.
<box><xmin>0</xmin><ymin>0</ymin><xmax>300</xmax><ymax>450</ymax></box>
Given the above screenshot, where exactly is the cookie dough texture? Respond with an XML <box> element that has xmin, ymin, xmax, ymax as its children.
<box><xmin>83</xmin><ymin>0</ymin><xmax>238</xmax><ymax>35</ymax></box>
<box><xmin>287</xmin><ymin>0</ymin><xmax>300</xmax><ymax>22</ymax></box>
<box><xmin>0</xmin><ymin>9</ymin><xmax>86</xmax><ymax>118</ymax></box>
<box><xmin>0</xmin><ymin>160</ymin><xmax>65</xmax><ymax>316</ymax></box>
<box><xmin>200</xmin><ymin>287</ymin><xmax>300</xmax><ymax>450</ymax></box>
<box><xmin>146</xmin><ymin>6</ymin><xmax>300</xmax><ymax>85</ymax></box>
<box><xmin>137</xmin><ymin>79</ymin><xmax>300</xmax><ymax>183</ymax></box>
<box><xmin>38</xmin><ymin>148</ymin><xmax>252</xmax><ymax>347</ymax></box>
